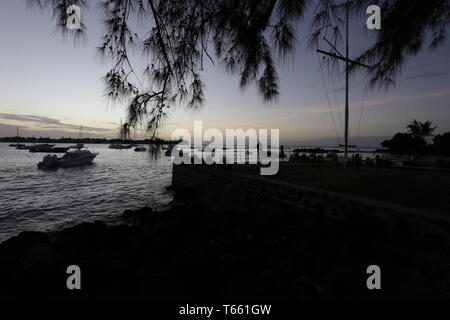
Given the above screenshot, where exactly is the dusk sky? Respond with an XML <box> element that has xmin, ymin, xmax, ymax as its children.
<box><xmin>0</xmin><ymin>1</ymin><xmax>449</xmax><ymax>146</ymax></box>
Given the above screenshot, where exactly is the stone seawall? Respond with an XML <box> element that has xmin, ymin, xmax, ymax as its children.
<box><xmin>172</xmin><ymin>163</ymin><xmax>450</xmax><ymax>225</ymax></box>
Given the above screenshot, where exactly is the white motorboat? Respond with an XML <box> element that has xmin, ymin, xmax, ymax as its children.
<box><xmin>59</xmin><ymin>149</ymin><xmax>98</xmax><ymax>167</ymax></box>
<box><xmin>38</xmin><ymin>149</ymin><xmax>98</xmax><ymax>169</ymax></box>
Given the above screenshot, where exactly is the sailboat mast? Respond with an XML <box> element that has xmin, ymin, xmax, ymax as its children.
<box><xmin>344</xmin><ymin>0</ymin><xmax>349</xmax><ymax>158</ymax></box>
<box><xmin>316</xmin><ymin>1</ymin><xmax>372</xmax><ymax>156</ymax></box>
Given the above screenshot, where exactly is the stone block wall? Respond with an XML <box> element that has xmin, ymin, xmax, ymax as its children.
<box><xmin>172</xmin><ymin>164</ymin><xmax>450</xmax><ymax>227</ymax></box>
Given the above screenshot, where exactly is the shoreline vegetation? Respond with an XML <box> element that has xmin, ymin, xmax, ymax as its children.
<box><xmin>1</xmin><ymin>164</ymin><xmax>450</xmax><ymax>299</ymax></box>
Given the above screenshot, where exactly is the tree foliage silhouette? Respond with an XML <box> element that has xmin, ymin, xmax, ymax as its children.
<box><xmin>407</xmin><ymin>119</ymin><xmax>436</xmax><ymax>140</ymax></box>
<box><xmin>382</xmin><ymin>119</ymin><xmax>437</xmax><ymax>154</ymax></box>
<box><xmin>26</xmin><ymin>0</ymin><xmax>450</xmax><ymax>137</ymax></box>
<box><xmin>433</xmin><ymin>132</ymin><xmax>450</xmax><ymax>155</ymax></box>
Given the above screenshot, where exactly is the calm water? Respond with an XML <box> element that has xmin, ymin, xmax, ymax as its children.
<box><xmin>0</xmin><ymin>143</ymin><xmax>173</xmax><ymax>242</ymax></box>
<box><xmin>0</xmin><ymin>142</ymin><xmax>381</xmax><ymax>242</ymax></box>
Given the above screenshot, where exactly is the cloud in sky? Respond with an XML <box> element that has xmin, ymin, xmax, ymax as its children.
<box><xmin>406</xmin><ymin>72</ymin><xmax>450</xmax><ymax>80</ymax></box>
<box><xmin>1</xmin><ymin>87</ymin><xmax>448</xmax><ymax>140</ymax></box>
<box><xmin>364</xmin><ymin>90</ymin><xmax>450</xmax><ymax>108</ymax></box>
<box><xmin>278</xmin><ymin>90</ymin><xmax>450</xmax><ymax>118</ymax></box>
<box><xmin>0</xmin><ymin>122</ymin><xmax>110</xmax><ymax>139</ymax></box>
<box><xmin>0</xmin><ymin>113</ymin><xmax>118</xmax><ymax>137</ymax></box>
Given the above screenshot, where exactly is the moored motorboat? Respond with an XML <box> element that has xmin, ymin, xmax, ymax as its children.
<box><xmin>109</xmin><ymin>143</ymin><xmax>132</xmax><ymax>149</ymax></box>
<box><xmin>29</xmin><ymin>144</ymin><xmax>70</xmax><ymax>153</ymax></box>
<box><xmin>37</xmin><ymin>149</ymin><xmax>98</xmax><ymax>169</ymax></box>
<box><xmin>29</xmin><ymin>144</ymin><xmax>55</xmax><ymax>152</ymax></box>
<box><xmin>50</xmin><ymin>146</ymin><xmax>70</xmax><ymax>153</ymax></box>
<box><xmin>9</xmin><ymin>143</ymin><xmax>25</xmax><ymax>148</ymax></box>
<box><xmin>68</xmin><ymin>143</ymin><xmax>84</xmax><ymax>150</ymax></box>
<box><xmin>59</xmin><ymin>149</ymin><xmax>98</xmax><ymax>167</ymax></box>
<box><xmin>134</xmin><ymin>146</ymin><xmax>147</xmax><ymax>152</ymax></box>
<box><xmin>16</xmin><ymin>145</ymin><xmax>32</xmax><ymax>150</ymax></box>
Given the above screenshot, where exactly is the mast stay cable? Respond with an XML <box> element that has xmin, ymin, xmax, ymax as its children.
<box><xmin>318</xmin><ymin>53</ymin><xmax>342</xmax><ymax>146</ymax></box>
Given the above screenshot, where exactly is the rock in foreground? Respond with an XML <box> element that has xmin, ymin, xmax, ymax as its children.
<box><xmin>0</xmin><ymin>203</ymin><xmax>449</xmax><ymax>299</ymax></box>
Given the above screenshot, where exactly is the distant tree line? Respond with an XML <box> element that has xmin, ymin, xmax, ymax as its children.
<box><xmin>382</xmin><ymin>120</ymin><xmax>450</xmax><ymax>156</ymax></box>
<box><xmin>0</xmin><ymin>136</ymin><xmax>179</xmax><ymax>145</ymax></box>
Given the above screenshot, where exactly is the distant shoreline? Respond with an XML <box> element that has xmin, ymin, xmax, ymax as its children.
<box><xmin>0</xmin><ymin>137</ymin><xmax>180</xmax><ymax>145</ymax></box>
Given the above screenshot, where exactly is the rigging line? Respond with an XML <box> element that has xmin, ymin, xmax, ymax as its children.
<box><xmin>356</xmin><ymin>86</ymin><xmax>368</xmax><ymax>140</ymax></box>
<box><xmin>318</xmin><ymin>53</ymin><xmax>342</xmax><ymax>146</ymax></box>
<box><xmin>320</xmin><ymin>28</ymin><xmax>344</xmax><ymax>136</ymax></box>
<box><xmin>329</xmin><ymin>72</ymin><xmax>345</xmax><ymax>135</ymax></box>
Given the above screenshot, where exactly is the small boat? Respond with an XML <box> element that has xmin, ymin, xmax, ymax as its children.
<box><xmin>109</xmin><ymin>143</ymin><xmax>132</xmax><ymax>149</ymax></box>
<box><xmin>9</xmin><ymin>127</ymin><xmax>24</xmax><ymax>148</ymax></box>
<box><xmin>50</xmin><ymin>146</ymin><xmax>70</xmax><ymax>153</ymax></box>
<box><xmin>38</xmin><ymin>149</ymin><xmax>98</xmax><ymax>169</ymax></box>
<box><xmin>134</xmin><ymin>146</ymin><xmax>147</xmax><ymax>152</ymax></box>
<box><xmin>29</xmin><ymin>145</ymin><xmax>68</xmax><ymax>153</ymax></box>
<box><xmin>68</xmin><ymin>143</ymin><xmax>84</xmax><ymax>150</ymax></box>
<box><xmin>29</xmin><ymin>144</ymin><xmax>55</xmax><ymax>152</ymax></box>
<box><xmin>9</xmin><ymin>143</ymin><xmax>25</xmax><ymax>148</ymax></box>
<box><xmin>16</xmin><ymin>145</ymin><xmax>32</xmax><ymax>150</ymax></box>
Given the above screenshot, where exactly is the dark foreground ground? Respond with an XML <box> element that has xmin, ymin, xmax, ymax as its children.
<box><xmin>1</xmin><ymin>190</ymin><xmax>449</xmax><ymax>300</ymax></box>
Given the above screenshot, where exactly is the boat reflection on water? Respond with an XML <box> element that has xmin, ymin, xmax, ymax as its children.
<box><xmin>38</xmin><ymin>147</ymin><xmax>98</xmax><ymax>169</ymax></box>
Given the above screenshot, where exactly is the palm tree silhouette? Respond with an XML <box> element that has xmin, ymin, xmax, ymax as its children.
<box><xmin>407</xmin><ymin>120</ymin><xmax>436</xmax><ymax>140</ymax></box>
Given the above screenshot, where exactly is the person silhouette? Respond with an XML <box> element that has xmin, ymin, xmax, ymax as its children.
<box><xmin>256</xmin><ymin>141</ymin><xmax>260</xmax><ymax>163</ymax></box>
<box><xmin>280</xmin><ymin>145</ymin><xmax>286</xmax><ymax>161</ymax></box>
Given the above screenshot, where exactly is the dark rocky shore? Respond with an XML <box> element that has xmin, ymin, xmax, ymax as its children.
<box><xmin>1</xmin><ymin>190</ymin><xmax>449</xmax><ymax>299</ymax></box>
